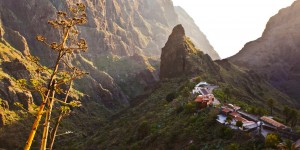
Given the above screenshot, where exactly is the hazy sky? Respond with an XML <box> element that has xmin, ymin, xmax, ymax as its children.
<box><xmin>172</xmin><ymin>0</ymin><xmax>295</xmax><ymax>59</ymax></box>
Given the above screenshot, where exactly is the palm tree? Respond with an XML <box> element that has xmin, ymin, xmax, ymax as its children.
<box><xmin>267</xmin><ymin>98</ymin><xmax>275</xmax><ymax>116</ymax></box>
<box><xmin>236</xmin><ymin>121</ymin><xmax>243</xmax><ymax>130</ymax></box>
<box><xmin>289</xmin><ymin>109</ymin><xmax>298</xmax><ymax>128</ymax></box>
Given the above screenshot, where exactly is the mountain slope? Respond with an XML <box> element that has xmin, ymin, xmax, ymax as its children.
<box><xmin>0</xmin><ymin>0</ymin><xmax>219</xmax><ymax>104</ymax></box>
<box><xmin>229</xmin><ymin>0</ymin><xmax>300</xmax><ymax>100</ymax></box>
<box><xmin>77</xmin><ymin>25</ymin><xmax>297</xmax><ymax>149</ymax></box>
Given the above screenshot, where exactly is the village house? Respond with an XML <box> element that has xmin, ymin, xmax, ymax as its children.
<box><xmin>227</xmin><ymin>104</ymin><xmax>241</xmax><ymax>111</ymax></box>
<box><xmin>229</xmin><ymin>112</ymin><xmax>241</xmax><ymax>118</ymax></box>
<box><xmin>219</xmin><ymin>106</ymin><xmax>257</xmax><ymax>131</ymax></box>
<box><xmin>194</xmin><ymin>94</ymin><xmax>214</xmax><ymax>109</ymax></box>
<box><xmin>193</xmin><ymin>82</ymin><xmax>215</xmax><ymax>109</ymax></box>
<box><xmin>221</xmin><ymin>107</ymin><xmax>233</xmax><ymax>115</ymax></box>
<box><xmin>192</xmin><ymin>82</ymin><xmax>209</xmax><ymax>95</ymax></box>
<box><xmin>260</xmin><ymin>116</ymin><xmax>289</xmax><ymax>130</ymax></box>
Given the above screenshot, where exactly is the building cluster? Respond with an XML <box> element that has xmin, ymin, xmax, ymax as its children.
<box><xmin>218</xmin><ymin>103</ymin><xmax>292</xmax><ymax>134</ymax></box>
<box><xmin>260</xmin><ymin>116</ymin><xmax>289</xmax><ymax>131</ymax></box>
<box><xmin>192</xmin><ymin>82</ymin><xmax>215</xmax><ymax>109</ymax></box>
<box><xmin>190</xmin><ymin>81</ymin><xmax>295</xmax><ymax>139</ymax></box>
<box><xmin>220</xmin><ymin>104</ymin><xmax>257</xmax><ymax>131</ymax></box>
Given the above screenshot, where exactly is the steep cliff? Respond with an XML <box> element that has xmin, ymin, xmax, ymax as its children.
<box><xmin>0</xmin><ymin>22</ymin><xmax>35</xmax><ymax>111</ymax></box>
<box><xmin>230</xmin><ymin>0</ymin><xmax>300</xmax><ymax>100</ymax></box>
<box><xmin>0</xmin><ymin>0</ymin><xmax>219</xmax><ymax>59</ymax></box>
<box><xmin>0</xmin><ymin>0</ymin><xmax>219</xmax><ymax>105</ymax></box>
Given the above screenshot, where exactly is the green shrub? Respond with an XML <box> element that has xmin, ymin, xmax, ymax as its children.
<box><xmin>166</xmin><ymin>92</ymin><xmax>177</xmax><ymax>102</ymax></box>
<box><xmin>218</xmin><ymin>126</ymin><xmax>234</xmax><ymax>139</ymax></box>
<box><xmin>265</xmin><ymin>133</ymin><xmax>281</xmax><ymax>148</ymax></box>
<box><xmin>184</xmin><ymin>102</ymin><xmax>196</xmax><ymax>114</ymax></box>
<box><xmin>188</xmin><ymin>144</ymin><xmax>197</xmax><ymax>150</ymax></box>
<box><xmin>181</xmin><ymin>87</ymin><xmax>191</xmax><ymax>97</ymax></box>
<box><xmin>236</xmin><ymin>121</ymin><xmax>243</xmax><ymax>129</ymax></box>
<box><xmin>137</xmin><ymin>121</ymin><xmax>150</xmax><ymax>140</ymax></box>
<box><xmin>226</xmin><ymin>143</ymin><xmax>240</xmax><ymax>150</ymax></box>
<box><xmin>176</xmin><ymin>105</ymin><xmax>184</xmax><ymax>114</ymax></box>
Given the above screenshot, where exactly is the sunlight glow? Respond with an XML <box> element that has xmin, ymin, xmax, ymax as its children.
<box><xmin>172</xmin><ymin>0</ymin><xmax>296</xmax><ymax>58</ymax></box>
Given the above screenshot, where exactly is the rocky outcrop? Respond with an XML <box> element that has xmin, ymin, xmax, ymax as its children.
<box><xmin>2</xmin><ymin>59</ymin><xmax>31</xmax><ymax>80</ymax></box>
<box><xmin>160</xmin><ymin>25</ymin><xmax>187</xmax><ymax>79</ymax></box>
<box><xmin>3</xmin><ymin>27</ymin><xmax>30</xmax><ymax>56</ymax></box>
<box><xmin>160</xmin><ymin>24</ymin><xmax>210</xmax><ymax>79</ymax></box>
<box><xmin>0</xmin><ymin>77</ymin><xmax>34</xmax><ymax>111</ymax></box>
<box><xmin>229</xmin><ymin>0</ymin><xmax>300</xmax><ymax>100</ymax></box>
<box><xmin>75</xmin><ymin>55</ymin><xmax>129</xmax><ymax>108</ymax></box>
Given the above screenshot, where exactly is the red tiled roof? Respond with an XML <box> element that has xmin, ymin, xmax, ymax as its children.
<box><xmin>222</xmin><ymin>108</ymin><xmax>232</xmax><ymax>113</ymax></box>
<box><xmin>194</xmin><ymin>95</ymin><xmax>204</xmax><ymax>102</ymax></box>
<box><xmin>260</xmin><ymin>116</ymin><xmax>287</xmax><ymax>129</ymax></box>
<box><xmin>235</xmin><ymin>116</ymin><xmax>248</xmax><ymax>123</ymax></box>
<box><xmin>229</xmin><ymin>112</ymin><xmax>241</xmax><ymax>118</ymax></box>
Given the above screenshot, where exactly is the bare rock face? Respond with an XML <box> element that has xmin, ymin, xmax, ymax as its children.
<box><xmin>2</xmin><ymin>59</ymin><xmax>31</xmax><ymax>80</ymax></box>
<box><xmin>0</xmin><ymin>0</ymin><xmax>219</xmax><ymax>108</ymax></box>
<box><xmin>160</xmin><ymin>25</ymin><xmax>186</xmax><ymax>79</ymax></box>
<box><xmin>0</xmin><ymin>78</ymin><xmax>34</xmax><ymax>111</ymax></box>
<box><xmin>230</xmin><ymin>0</ymin><xmax>300</xmax><ymax>100</ymax></box>
<box><xmin>160</xmin><ymin>25</ymin><xmax>203</xmax><ymax>79</ymax></box>
<box><xmin>0</xmin><ymin>0</ymin><xmax>219</xmax><ymax>59</ymax></box>
<box><xmin>3</xmin><ymin>27</ymin><xmax>30</xmax><ymax>56</ymax></box>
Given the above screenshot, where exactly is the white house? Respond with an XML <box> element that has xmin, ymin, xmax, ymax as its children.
<box><xmin>193</xmin><ymin>82</ymin><xmax>209</xmax><ymax>94</ymax></box>
<box><xmin>195</xmin><ymin>82</ymin><xmax>209</xmax><ymax>87</ymax></box>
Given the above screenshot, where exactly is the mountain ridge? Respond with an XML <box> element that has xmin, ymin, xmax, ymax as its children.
<box><xmin>229</xmin><ymin>0</ymin><xmax>300</xmax><ymax>101</ymax></box>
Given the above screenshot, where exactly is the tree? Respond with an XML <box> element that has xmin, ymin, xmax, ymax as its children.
<box><xmin>182</xmin><ymin>87</ymin><xmax>190</xmax><ymax>97</ymax></box>
<box><xmin>265</xmin><ymin>133</ymin><xmax>280</xmax><ymax>148</ymax></box>
<box><xmin>224</xmin><ymin>87</ymin><xmax>231</xmax><ymax>101</ymax></box>
<box><xmin>226</xmin><ymin>143</ymin><xmax>240</xmax><ymax>150</ymax></box>
<box><xmin>166</xmin><ymin>92</ymin><xmax>176</xmax><ymax>102</ymax></box>
<box><xmin>267</xmin><ymin>98</ymin><xmax>275</xmax><ymax>116</ymax></box>
<box><xmin>22</xmin><ymin>3</ymin><xmax>88</xmax><ymax>150</ymax></box>
<box><xmin>283</xmin><ymin>106</ymin><xmax>291</xmax><ymax>124</ymax></box>
<box><xmin>289</xmin><ymin>109</ymin><xmax>298</xmax><ymax>128</ymax></box>
<box><xmin>225</xmin><ymin>116</ymin><xmax>233</xmax><ymax>125</ymax></box>
<box><xmin>284</xmin><ymin>139</ymin><xmax>293</xmax><ymax>150</ymax></box>
<box><xmin>256</xmin><ymin>107</ymin><xmax>266</xmax><ymax>116</ymax></box>
<box><xmin>283</xmin><ymin>106</ymin><xmax>298</xmax><ymax>127</ymax></box>
<box><xmin>236</xmin><ymin>121</ymin><xmax>243</xmax><ymax>130</ymax></box>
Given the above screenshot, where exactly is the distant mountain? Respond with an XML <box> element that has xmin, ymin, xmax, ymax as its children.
<box><xmin>229</xmin><ymin>0</ymin><xmax>300</xmax><ymax>100</ymax></box>
<box><xmin>0</xmin><ymin>0</ymin><xmax>219</xmax><ymax>103</ymax></box>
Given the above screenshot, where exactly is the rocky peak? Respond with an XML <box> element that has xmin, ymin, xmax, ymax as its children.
<box><xmin>160</xmin><ymin>24</ymin><xmax>199</xmax><ymax>79</ymax></box>
<box><xmin>169</xmin><ymin>24</ymin><xmax>185</xmax><ymax>39</ymax></box>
